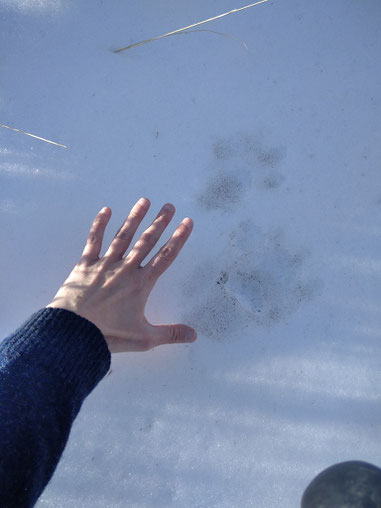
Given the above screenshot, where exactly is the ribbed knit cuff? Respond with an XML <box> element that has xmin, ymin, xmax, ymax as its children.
<box><xmin>1</xmin><ymin>308</ymin><xmax>111</xmax><ymax>401</ymax></box>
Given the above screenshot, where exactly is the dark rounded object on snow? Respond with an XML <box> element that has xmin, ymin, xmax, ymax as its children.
<box><xmin>301</xmin><ymin>461</ymin><xmax>381</xmax><ymax>508</ymax></box>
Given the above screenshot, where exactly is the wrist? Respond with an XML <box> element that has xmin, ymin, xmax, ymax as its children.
<box><xmin>45</xmin><ymin>302</ymin><xmax>113</xmax><ymax>354</ymax></box>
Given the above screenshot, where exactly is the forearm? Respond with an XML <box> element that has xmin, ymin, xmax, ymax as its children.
<box><xmin>0</xmin><ymin>308</ymin><xmax>111</xmax><ymax>507</ymax></box>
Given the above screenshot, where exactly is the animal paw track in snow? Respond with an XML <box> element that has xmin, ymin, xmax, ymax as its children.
<box><xmin>196</xmin><ymin>133</ymin><xmax>287</xmax><ymax>213</ymax></box>
<box><xmin>181</xmin><ymin>220</ymin><xmax>323</xmax><ymax>340</ymax></box>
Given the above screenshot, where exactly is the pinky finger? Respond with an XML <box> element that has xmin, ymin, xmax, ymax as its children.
<box><xmin>81</xmin><ymin>207</ymin><xmax>112</xmax><ymax>261</ymax></box>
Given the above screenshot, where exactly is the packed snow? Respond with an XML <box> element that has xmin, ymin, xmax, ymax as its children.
<box><xmin>1</xmin><ymin>1</ymin><xmax>381</xmax><ymax>506</ymax></box>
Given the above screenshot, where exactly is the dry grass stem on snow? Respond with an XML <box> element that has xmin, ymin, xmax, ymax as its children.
<box><xmin>114</xmin><ymin>0</ymin><xmax>269</xmax><ymax>53</ymax></box>
<box><xmin>0</xmin><ymin>123</ymin><xmax>67</xmax><ymax>148</ymax></box>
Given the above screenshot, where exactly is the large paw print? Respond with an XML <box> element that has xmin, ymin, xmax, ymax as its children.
<box><xmin>181</xmin><ymin>220</ymin><xmax>323</xmax><ymax>339</ymax></box>
<box><xmin>196</xmin><ymin>134</ymin><xmax>287</xmax><ymax>213</ymax></box>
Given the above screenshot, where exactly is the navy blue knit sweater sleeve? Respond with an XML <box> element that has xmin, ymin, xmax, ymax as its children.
<box><xmin>0</xmin><ymin>307</ymin><xmax>111</xmax><ymax>508</ymax></box>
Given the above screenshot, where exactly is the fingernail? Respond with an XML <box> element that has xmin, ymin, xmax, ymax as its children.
<box><xmin>164</xmin><ymin>203</ymin><xmax>174</xmax><ymax>212</ymax></box>
<box><xmin>186</xmin><ymin>329</ymin><xmax>197</xmax><ymax>341</ymax></box>
<box><xmin>181</xmin><ymin>217</ymin><xmax>193</xmax><ymax>228</ymax></box>
<box><xmin>138</xmin><ymin>198</ymin><xmax>150</xmax><ymax>209</ymax></box>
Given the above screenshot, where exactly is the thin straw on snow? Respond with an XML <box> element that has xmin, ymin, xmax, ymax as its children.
<box><xmin>0</xmin><ymin>123</ymin><xmax>67</xmax><ymax>148</ymax></box>
<box><xmin>113</xmin><ymin>0</ymin><xmax>269</xmax><ymax>53</ymax></box>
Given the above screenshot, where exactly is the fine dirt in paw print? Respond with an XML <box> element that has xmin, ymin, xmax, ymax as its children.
<box><xmin>181</xmin><ymin>220</ymin><xmax>323</xmax><ymax>340</ymax></box>
<box><xmin>197</xmin><ymin>133</ymin><xmax>287</xmax><ymax>213</ymax></box>
<box><xmin>184</xmin><ymin>289</ymin><xmax>240</xmax><ymax>338</ymax></box>
<box><xmin>196</xmin><ymin>171</ymin><xmax>249</xmax><ymax>212</ymax></box>
<box><xmin>213</xmin><ymin>139</ymin><xmax>240</xmax><ymax>160</ymax></box>
<box><xmin>262</xmin><ymin>172</ymin><xmax>286</xmax><ymax>190</ymax></box>
<box><xmin>242</xmin><ymin>136</ymin><xmax>287</xmax><ymax>169</ymax></box>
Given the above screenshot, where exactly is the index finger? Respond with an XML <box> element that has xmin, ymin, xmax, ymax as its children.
<box><xmin>143</xmin><ymin>217</ymin><xmax>194</xmax><ymax>281</ymax></box>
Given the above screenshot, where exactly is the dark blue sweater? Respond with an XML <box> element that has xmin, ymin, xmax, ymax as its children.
<box><xmin>0</xmin><ymin>307</ymin><xmax>111</xmax><ymax>507</ymax></box>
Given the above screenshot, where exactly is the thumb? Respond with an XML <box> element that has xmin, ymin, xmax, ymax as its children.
<box><xmin>151</xmin><ymin>323</ymin><xmax>198</xmax><ymax>346</ymax></box>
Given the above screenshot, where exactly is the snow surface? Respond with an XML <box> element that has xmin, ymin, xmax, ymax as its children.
<box><xmin>1</xmin><ymin>0</ymin><xmax>381</xmax><ymax>506</ymax></box>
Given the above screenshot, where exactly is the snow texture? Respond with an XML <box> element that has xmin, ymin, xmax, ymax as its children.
<box><xmin>1</xmin><ymin>0</ymin><xmax>381</xmax><ymax>506</ymax></box>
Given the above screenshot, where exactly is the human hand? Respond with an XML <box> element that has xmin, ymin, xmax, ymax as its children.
<box><xmin>46</xmin><ymin>198</ymin><xmax>197</xmax><ymax>354</ymax></box>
